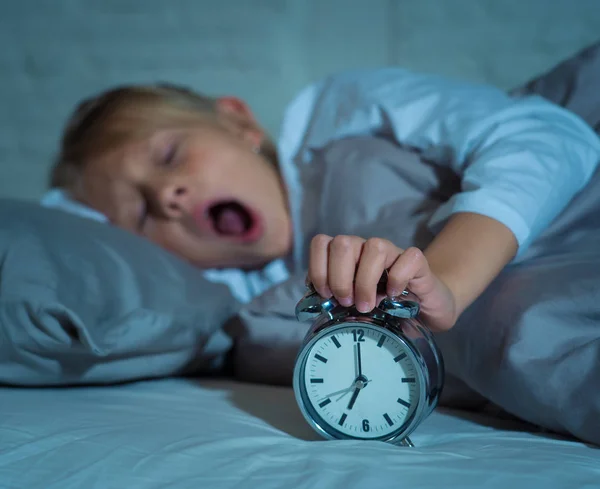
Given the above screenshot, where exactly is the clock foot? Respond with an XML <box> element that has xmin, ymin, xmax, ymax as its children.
<box><xmin>400</xmin><ymin>437</ymin><xmax>414</xmax><ymax>447</ymax></box>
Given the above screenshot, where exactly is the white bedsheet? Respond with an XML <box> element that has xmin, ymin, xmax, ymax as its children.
<box><xmin>0</xmin><ymin>378</ymin><xmax>597</xmax><ymax>489</ymax></box>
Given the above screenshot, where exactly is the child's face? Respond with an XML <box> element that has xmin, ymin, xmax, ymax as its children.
<box><xmin>71</xmin><ymin>99</ymin><xmax>293</xmax><ymax>269</ymax></box>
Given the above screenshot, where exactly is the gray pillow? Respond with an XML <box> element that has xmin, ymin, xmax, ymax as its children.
<box><xmin>511</xmin><ymin>40</ymin><xmax>600</xmax><ymax>133</ymax></box>
<box><xmin>0</xmin><ymin>198</ymin><xmax>238</xmax><ymax>386</ymax></box>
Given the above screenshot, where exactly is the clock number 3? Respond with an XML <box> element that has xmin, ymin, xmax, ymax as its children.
<box><xmin>352</xmin><ymin>329</ymin><xmax>365</xmax><ymax>342</ymax></box>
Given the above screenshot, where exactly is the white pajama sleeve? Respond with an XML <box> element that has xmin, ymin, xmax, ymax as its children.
<box><xmin>310</xmin><ymin>69</ymin><xmax>600</xmax><ymax>257</ymax></box>
<box><xmin>422</xmin><ymin>101</ymin><xmax>600</xmax><ymax>255</ymax></box>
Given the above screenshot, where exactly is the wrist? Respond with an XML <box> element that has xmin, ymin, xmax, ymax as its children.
<box><xmin>423</xmin><ymin>212</ymin><xmax>518</xmax><ymax>321</ymax></box>
<box><xmin>433</xmin><ymin>271</ymin><xmax>467</xmax><ymax>324</ymax></box>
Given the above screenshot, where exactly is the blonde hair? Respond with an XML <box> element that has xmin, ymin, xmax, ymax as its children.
<box><xmin>49</xmin><ymin>83</ymin><xmax>219</xmax><ymax>189</ymax></box>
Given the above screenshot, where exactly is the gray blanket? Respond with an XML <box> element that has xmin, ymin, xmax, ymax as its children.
<box><xmin>227</xmin><ymin>135</ymin><xmax>600</xmax><ymax>446</ymax></box>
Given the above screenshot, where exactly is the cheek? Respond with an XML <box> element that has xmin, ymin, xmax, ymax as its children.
<box><xmin>143</xmin><ymin>220</ymin><xmax>191</xmax><ymax>255</ymax></box>
<box><xmin>143</xmin><ymin>219</ymin><xmax>225</xmax><ymax>266</ymax></box>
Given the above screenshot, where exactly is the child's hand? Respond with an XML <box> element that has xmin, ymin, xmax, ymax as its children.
<box><xmin>307</xmin><ymin>234</ymin><xmax>458</xmax><ymax>332</ymax></box>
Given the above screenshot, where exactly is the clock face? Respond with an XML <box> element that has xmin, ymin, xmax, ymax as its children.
<box><xmin>299</xmin><ymin>323</ymin><xmax>421</xmax><ymax>440</ymax></box>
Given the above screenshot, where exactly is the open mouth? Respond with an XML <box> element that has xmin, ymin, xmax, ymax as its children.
<box><xmin>206</xmin><ymin>200</ymin><xmax>261</xmax><ymax>242</ymax></box>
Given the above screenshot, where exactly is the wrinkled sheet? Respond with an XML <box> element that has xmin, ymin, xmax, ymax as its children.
<box><xmin>227</xmin><ymin>135</ymin><xmax>600</xmax><ymax>446</ymax></box>
<box><xmin>0</xmin><ymin>378</ymin><xmax>598</xmax><ymax>489</ymax></box>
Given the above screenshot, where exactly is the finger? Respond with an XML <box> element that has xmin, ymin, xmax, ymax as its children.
<box><xmin>308</xmin><ymin>234</ymin><xmax>334</xmax><ymax>298</ymax></box>
<box><xmin>328</xmin><ymin>235</ymin><xmax>363</xmax><ymax>306</ymax></box>
<box><xmin>387</xmin><ymin>247</ymin><xmax>429</xmax><ymax>297</ymax></box>
<box><xmin>354</xmin><ymin>238</ymin><xmax>401</xmax><ymax>312</ymax></box>
<box><xmin>374</xmin><ymin>270</ymin><xmax>390</xmax><ymax>306</ymax></box>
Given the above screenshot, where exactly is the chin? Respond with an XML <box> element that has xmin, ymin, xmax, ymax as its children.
<box><xmin>198</xmin><ymin>255</ymin><xmax>267</xmax><ymax>272</ymax></box>
<box><xmin>220</xmin><ymin>233</ymin><xmax>293</xmax><ymax>271</ymax></box>
<box><xmin>237</xmin><ymin>241</ymin><xmax>292</xmax><ymax>270</ymax></box>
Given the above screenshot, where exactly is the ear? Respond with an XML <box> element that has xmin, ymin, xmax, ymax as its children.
<box><xmin>215</xmin><ymin>97</ymin><xmax>264</xmax><ymax>148</ymax></box>
<box><xmin>216</xmin><ymin>96</ymin><xmax>256</xmax><ymax>120</ymax></box>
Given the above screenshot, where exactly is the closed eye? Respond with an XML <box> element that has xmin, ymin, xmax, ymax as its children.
<box><xmin>162</xmin><ymin>141</ymin><xmax>179</xmax><ymax>166</ymax></box>
<box><xmin>136</xmin><ymin>196</ymin><xmax>148</xmax><ymax>231</ymax></box>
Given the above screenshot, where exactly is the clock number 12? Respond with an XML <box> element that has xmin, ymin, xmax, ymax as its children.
<box><xmin>352</xmin><ymin>329</ymin><xmax>365</xmax><ymax>342</ymax></box>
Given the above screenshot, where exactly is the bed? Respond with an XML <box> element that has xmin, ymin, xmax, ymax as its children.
<box><xmin>2</xmin><ymin>2</ymin><xmax>600</xmax><ymax>489</ymax></box>
<box><xmin>1</xmin><ymin>378</ymin><xmax>598</xmax><ymax>489</ymax></box>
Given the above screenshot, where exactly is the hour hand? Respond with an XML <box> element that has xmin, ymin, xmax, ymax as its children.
<box><xmin>347</xmin><ymin>387</ymin><xmax>360</xmax><ymax>410</ymax></box>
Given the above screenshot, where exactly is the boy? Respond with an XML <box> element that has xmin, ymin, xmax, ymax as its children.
<box><xmin>42</xmin><ymin>68</ymin><xmax>600</xmax><ymax>332</ymax></box>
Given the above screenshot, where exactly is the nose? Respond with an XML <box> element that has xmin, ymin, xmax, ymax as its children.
<box><xmin>155</xmin><ymin>181</ymin><xmax>190</xmax><ymax>218</ymax></box>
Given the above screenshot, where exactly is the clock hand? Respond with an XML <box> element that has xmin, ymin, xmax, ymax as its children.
<box><xmin>357</xmin><ymin>342</ymin><xmax>363</xmax><ymax>378</ymax></box>
<box><xmin>354</xmin><ymin>343</ymin><xmax>359</xmax><ymax>379</ymax></box>
<box><xmin>345</xmin><ymin>375</ymin><xmax>370</xmax><ymax>409</ymax></box>
<box><xmin>316</xmin><ymin>379</ymin><xmax>373</xmax><ymax>403</ymax></box>
<box><xmin>347</xmin><ymin>387</ymin><xmax>360</xmax><ymax>410</ymax></box>
<box><xmin>317</xmin><ymin>343</ymin><xmax>370</xmax><ymax>405</ymax></box>
<box><xmin>318</xmin><ymin>383</ymin><xmax>356</xmax><ymax>402</ymax></box>
<box><xmin>335</xmin><ymin>390</ymin><xmax>353</xmax><ymax>402</ymax></box>
<box><xmin>334</xmin><ymin>378</ymin><xmax>371</xmax><ymax>401</ymax></box>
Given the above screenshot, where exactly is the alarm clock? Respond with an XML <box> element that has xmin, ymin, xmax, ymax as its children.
<box><xmin>293</xmin><ymin>280</ymin><xmax>444</xmax><ymax>447</ymax></box>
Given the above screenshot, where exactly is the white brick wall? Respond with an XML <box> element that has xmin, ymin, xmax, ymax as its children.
<box><xmin>1</xmin><ymin>0</ymin><xmax>599</xmax><ymax>200</ymax></box>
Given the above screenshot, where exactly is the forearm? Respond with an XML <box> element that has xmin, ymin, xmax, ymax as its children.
<box><xmin>423</xmin><ymin>212</ymin><xmax>518</xmax><ymax>320</ymax></box>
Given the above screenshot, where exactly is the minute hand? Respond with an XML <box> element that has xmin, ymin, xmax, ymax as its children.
<box><xmin>357</xmin><ymin>342</ymin><xmax>363</xmax><ymax>377</ymax></box>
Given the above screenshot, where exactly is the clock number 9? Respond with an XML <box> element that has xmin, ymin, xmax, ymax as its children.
<box><xmin>362</xmin><ymin>419</ymin><xmax>370</xmax><ymax>432</ymax></box>
<box><xmin>352</xmin><ymin>329</ymin><xmax>365</xmax><ymax>343</ymax></box>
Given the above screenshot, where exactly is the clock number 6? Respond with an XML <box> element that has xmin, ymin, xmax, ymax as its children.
<box><xmin>362</xmin><ymin>419</ymin><xmax>370</xmax><ymax>432</ymax></box>
<box><xmin>352</xmin><ymin>329</ymin><xmax>365</xmax><ymax>342</ymax></box>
